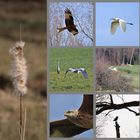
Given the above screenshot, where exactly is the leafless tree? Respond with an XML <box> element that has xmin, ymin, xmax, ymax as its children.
<box><xmin>96</xmin><ymin>48</ymin><xmax>139</xmax><ymax>66</ymax></box>
<box><xmin>96</xmin><ymin>94</ymin><xmax>140</xmax><ymax>137</ymax></box>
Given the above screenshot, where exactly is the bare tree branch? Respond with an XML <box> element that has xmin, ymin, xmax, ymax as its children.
<box><xmin>105</xmin><ymin>109</ymin><xmax>115</xmax><ymax>116</ymax></box>
<box><xmin>116</xmin><ymin>95</ymin><xmax>125</xmax><ymax>103</ymax></box>
<box><xmin>126</xmin><ymin>107</ymin><xmax>140</xmax><ymax>116</ymax></box>
<box><xmin>74</xmin><ymin>16</ymin><xmax>94</xmax><ymax>42</ymax></box>
<box><xmin>109</xmin><ymin>94</ymin><xmax>114</xmax><ymax>105</ymax></box>
<box><xmin>96</xmin><ymin>101</ymin><xmax>140</xmax><ymax>115</ymax></box>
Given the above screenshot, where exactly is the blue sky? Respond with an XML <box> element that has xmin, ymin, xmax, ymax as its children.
<box><xmin>49</xmin><ymin>94</ymin><xmax>93</xmax><ymax>138</ymax></box>
<box><xmin>96</xmin><ymin>2</ymin><xmax>139</xmax><ymax>46</ymax></box>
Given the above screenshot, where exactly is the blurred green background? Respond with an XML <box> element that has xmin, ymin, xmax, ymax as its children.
<box><xmin>0</xmin><ymin>0</ymin><xmax>47</xmax><ymax>140</ymax></box>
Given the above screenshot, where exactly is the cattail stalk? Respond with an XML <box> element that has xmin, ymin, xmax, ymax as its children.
<box><xmin>9</xmin><ymin>41</ymin><xmax>27</xmax><ymax>140</ymax></box>
<box><xmin>20</xmin><ymin>95</ymin><xmax>23</xmax><ymax>140</ymax></box>
<box><xmin>23</xmin><ymin>108</ymin><xmax>27</xmax><ymax>140</ymax></box>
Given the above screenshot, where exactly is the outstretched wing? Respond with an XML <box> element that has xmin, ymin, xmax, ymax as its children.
<box><xmin>50</xmin><ymin>119</ymin><xmax>89</xmax><ymax>137</ymax></box>
<box><xmin>111</xmin><ymin>21</ymin><xmax>119</xmax><ymax>34</ymax></box>
<box><xmin>65</xmin><ymin>8</ymin><xmax>74</xmax><ymax>27</ymax></box>
<box><xmin>79</xmin><ymin>95</ymin><xmax>93</xmax><ymax>115</ymax></box>
<box><xmin>81</xmin><ymin>69</ymin><xmax>88</xmax><ymax>79</ymax></box>
<box><xmin>64</xmin><ymin>69</ymin><xmax>70</xmax><ymax>78</ymax></box>
<box><xmin>119</xmin><ymin>19</ymin><xmax>126</xmax><ymax>32</ymax></box>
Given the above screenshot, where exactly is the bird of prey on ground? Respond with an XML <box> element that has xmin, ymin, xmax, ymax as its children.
<box><xmin>64</xmin><ymin>68</ymin><xmax>88</xmax><ymax>79</ymax></box>
<box><xmin>50</xmin><ymin>95</ymin><xmax>93</xmax><ymax>137</ymax></box>
<box><xmin>57</xmin><ymin>8</ymin><xmax>78</xmax><ymax>36</ymax></box>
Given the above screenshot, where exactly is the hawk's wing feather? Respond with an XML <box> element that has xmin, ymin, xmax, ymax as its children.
<box><xmin>64</xmin><ymin>8</ymin><xmax>78</xmax><ymax>35</ymax></box>
<box><xmin>79</xmin><ymin>95</ymin><xmax>93</xmax><ymax>115</ymax></box>
<box><xmin>50</xmin><ymin>119</ymin><xmax>89</xmax><ymax>137</ymax></box>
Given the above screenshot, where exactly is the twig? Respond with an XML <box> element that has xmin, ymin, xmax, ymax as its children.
<box><xmin>20</xmin><ymin>24</ymin><xmax>22</xmax><ymax>42</ymax></box>
<box><xmin>109</xmin><ymin>94</ymin><xmax>114</xmax><ymax>105</ymax></box>
<box><xmin>105</xmin><ymin>109</ymin><xmax>114</xmax><ymax>116</ymax></box>
<box><xmin>74</xmin><ymin>15</ymin><xmax>94</xmax><ymax>42</ymax></box>
<box><xmin>116</xmin><ymin>95</ymin><xmax>125</xmax><ymax>103</ymax></box>
<box><xmin>126</xmin><ymin>107</ymin><xmax>140</xmax><ymax>116</ymax></box>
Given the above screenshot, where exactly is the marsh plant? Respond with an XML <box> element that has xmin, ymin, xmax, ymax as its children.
<box><xmin>9</xmin><ymin>41</ymin><xmax>28</xmax><ymax>140</ymax></box>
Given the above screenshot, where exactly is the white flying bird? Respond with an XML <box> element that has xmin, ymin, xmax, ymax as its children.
<box><xmin>110</xmin><ymin>18</ymin><xmax>133</xmax><ymax>34</ymax></box>
<box><xmin>64</xmin><ymin>68</ymin><xmax>88</xmax><ymax>79</ymax></box>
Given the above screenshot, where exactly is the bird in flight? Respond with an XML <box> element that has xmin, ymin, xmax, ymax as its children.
<box><xmin>57</xmin><ymin>8</ymin><xmax>78</xmax><ymax>36</ymax></box>
<box><xmin>50</xmin><ymin>95</ymin><xmax>93</xmax><ymax>137</ymax></box>
<box><xmin>110</xmin><ymin>18</ymin><xmax>133</xmax><ymax>34</ymax></box>
<box><xmin>64</xmin><ymin>68</ymin><xmax>88</xmax><ymax>79</ymax></box>
<box><xmin>108</xmin><ymin>66</ymin><xmax>118</xmax><ymax>72</ymax></box>
<box><xmin>113</xmin><ymin>116</ymin><xmax>119</xmax><ymax>122</ymax></box>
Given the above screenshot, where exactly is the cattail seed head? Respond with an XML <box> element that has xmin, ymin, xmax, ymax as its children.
<box><xmin>9</xmin><ymin>41</ymin><xmax>28</xmax><ymax>96</ymax></box>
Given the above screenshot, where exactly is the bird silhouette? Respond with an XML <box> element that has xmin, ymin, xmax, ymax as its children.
<box><xmin>64</xmin><ymin>68</ymin><xmax>88</xmax><ymax>79</ymax></box>
<box><xmin>110</xmin><ymin>18</ymin><xmax>133</xmax><ymax>34</ymax></box>
<box><xmin>113</xmin><ymin>116</ymin><xmax>119</xmax><ymax>121</ymax></box>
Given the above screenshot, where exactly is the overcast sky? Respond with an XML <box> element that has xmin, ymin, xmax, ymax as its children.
<box><xmin>96</xmin><ymin>2</ymin><xmax>139</xmax><ymax>46</ymax></box>
<box><xmin>49</xmin><ymin>94</ymin><xmax>93</xmax><ymax>138</ymax></box>
<box><xmin>96</xmin><ymin>94</ymin><xmax>140</xmax><ymax>138</ymax></box>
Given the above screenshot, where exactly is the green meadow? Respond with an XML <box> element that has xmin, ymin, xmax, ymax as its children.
<box><xmin>117</xmin><ymin>65</ymin><xmax>139</xmax><ymax>91</ymax></box>
<box><xmin>49</xmin><ymin>47</ymin><xmax>93</xmax><ymax>93</ymax></box>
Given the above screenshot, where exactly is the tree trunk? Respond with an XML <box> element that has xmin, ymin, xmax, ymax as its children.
<box><xmin>130</xmin><ymin>48</ymin><xmax>135</xmax><ymax>65</ymax></box>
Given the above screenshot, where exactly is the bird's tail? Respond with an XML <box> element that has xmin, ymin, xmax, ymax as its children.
<box><xmin>57</xmin><ymin>27</ymin><xmax>67</xmax><ymax>33</ymax></box>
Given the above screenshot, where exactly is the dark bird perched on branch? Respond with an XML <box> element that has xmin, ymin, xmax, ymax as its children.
<box><xmin>64</xmin><ymin>68</ymin><xmax>88</xmax><ymax>79</ymax></box>
<box><xmin>113</xmin><ymin>116</ymin><xmax>119</xmax><ymax>121</ymax></box>
<box><xmin>57</xmin><ymin>8</ymin><xmax>78</xmax><ymax>36</ymax></box>
<box><xmin>50</xmin><ymin>95</ymin><xmax>93</xmax><ymax>137</ymax></box>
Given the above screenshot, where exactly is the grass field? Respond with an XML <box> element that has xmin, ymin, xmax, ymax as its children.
<box><xmin>49</xmin><ymin>47</ymin><xmax>93</xmax><ymax>93</ymax></box>
<box><xmin>118</xmin><ymin>65</ymin><xmax>139</xmax><ymax>91</ymax></box>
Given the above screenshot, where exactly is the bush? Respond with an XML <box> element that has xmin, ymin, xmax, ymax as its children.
<box><xmin>96</xmin><ymin>59</ymin><xmax>132</xmax><ymax>92</ymax></box>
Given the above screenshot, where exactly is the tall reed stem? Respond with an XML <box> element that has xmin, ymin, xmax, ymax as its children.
<box><xmin>20</xmin><ymin>95</ymin><xmax>23</xmax><ymax>140</ymax></box>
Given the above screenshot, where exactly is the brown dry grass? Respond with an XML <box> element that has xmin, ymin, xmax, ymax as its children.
<box><xmin>0</xmin><ymin>0</ymin><xmax>46</xmax><ymax>140</ymax></box>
